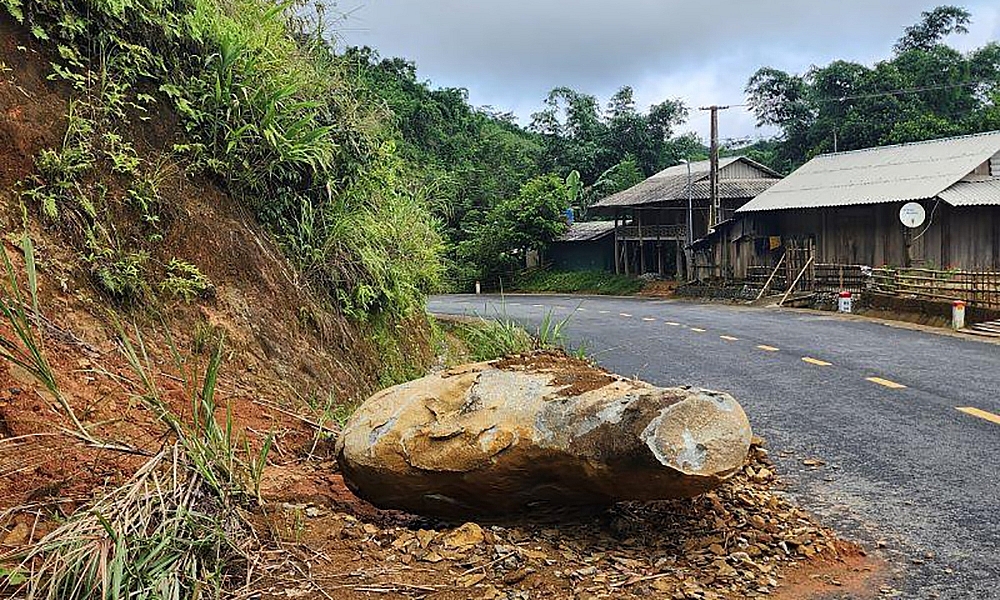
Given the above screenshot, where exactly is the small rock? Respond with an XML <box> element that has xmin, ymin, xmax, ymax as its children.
<box><xmin>416</xmin><ymin>529</ymin><xmax>436</xmax><ymax>548</ymax></box>
<box><xmin>459</xmin><ymin>573</ymin><xmax>486</xmax><ymax>587</ymax></box>
<box><xmin>442</xmin><ymin>522</ymin><xmax>485</xmax><ymax>550</ymax></box>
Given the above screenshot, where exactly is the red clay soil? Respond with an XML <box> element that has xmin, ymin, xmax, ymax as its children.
<box><xmin>494</xmin><ymin>350</ymin><xmax>616</xmax><ymax>397</ymax></box>
<box><xmin>771</xmin><ymin>542</ymin><xmax>886</xmax><ymax>600</ymax></box>
<box><xmin>639</xmin><ymin>280</ymin><xmax>680</xmax><ymax>298</ymax></box>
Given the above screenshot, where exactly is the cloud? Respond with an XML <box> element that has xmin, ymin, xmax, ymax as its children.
<box><xmin>335</xmin><ymin>1</ymin><xmax>1000</xmax><ymax>140</ymax></box>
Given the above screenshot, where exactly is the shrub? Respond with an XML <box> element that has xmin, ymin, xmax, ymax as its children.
<box><xmin>516</xmin><ymin>270</ymin><xmax>645</xmax><ymax>295</ymax></box>
<box><xmin>160</xmin><ymin>259</ymin><xmax>213</xmax><ymax>301</ymax></box>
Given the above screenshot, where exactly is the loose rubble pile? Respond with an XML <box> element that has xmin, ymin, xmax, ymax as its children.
<box><xmin>337</xmin><ymin>352</ymin><xmax>753</xmax><ymax>518</ymax></box>
<box><xmin>261</xmin><ymin>437</ymin><xmax>868</xmax><ymax>599</ymax></box>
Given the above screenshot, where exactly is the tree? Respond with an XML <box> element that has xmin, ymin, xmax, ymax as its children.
<box><xmin>458</xmin><ymin>174</ymin><xmax>572</xmax><ymax>284</ymax></box>
<box><xmin>746</xmin><ymin>5</ymin><xmax>1000</xmax><ymax>169</ymax></box>
<box><xmin>894</xmin><ymin>5</ymin><xmax>971</xmax><ymax>54</ymax></box>
<box><xmin>583</xmin><ymin>158</ymin><xmax>645</xmax><ymax>216</ymax></box>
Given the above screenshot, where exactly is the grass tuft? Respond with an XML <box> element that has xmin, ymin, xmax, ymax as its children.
<box><xmin>0</xmin><ymin>233</ymin><xmax>93</xmax><ymax>441</ymax></box>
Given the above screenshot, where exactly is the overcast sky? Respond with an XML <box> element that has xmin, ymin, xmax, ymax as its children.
<box><xmin>334</xmin><ymin>1</ymin><xmax>1000</xmax><ymax>143</ymax></box>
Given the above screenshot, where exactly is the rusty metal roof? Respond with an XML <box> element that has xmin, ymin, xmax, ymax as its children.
<box><xmin>590</xmin><ymin>156</ymin><xmax>780</xmax><ymax>211</ymax></box>
<box><xmin>555</xmin><ymin>221</ymin><xmax>617</xmax><ymax>242</ymax></box>
<box><xmin>688</xmin><ymin>179</ymin><xmax>780</xmax><ymax>200</ymax></box>
<box><xmin>738</xmin><ymin>131</ymin><xmax>1000</xmax><ymax>213</ymax></box>
<box><xmin>938</xmin><ymin>179</ymin><xmax>1000</xmax><ymax>206</ymax></box>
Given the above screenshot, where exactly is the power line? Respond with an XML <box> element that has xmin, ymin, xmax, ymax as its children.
<box><xmin>816</xmin><ymin>78</ymin><xmax>997</xmax><ymax>103</ymax></box>
<box><xmin>698</xmin><ymin>77</ymin><xmax>999</xmax><ymax>114</ymax></box>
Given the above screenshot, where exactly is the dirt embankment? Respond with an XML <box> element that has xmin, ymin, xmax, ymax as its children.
<box><xmin>0</xmin><ymin>9</ymin><xmax>431</xmax><ymax>529</ymax></box>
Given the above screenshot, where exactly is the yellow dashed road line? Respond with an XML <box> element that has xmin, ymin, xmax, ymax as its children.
<box><xmin>757</xmin><ymin>345</ymin><xmax>780</xmax><ymax>352</ymax></box>
<box><xmin>802</xmin><ymin>357</ymin><xmax>832</xmax><ymax>367</ymax></box>
<box><xmin>866</xmin><ymin>377</ymin><xmax>907</xmax><ymax>390</ymax></box>
<box><xmin>719</xmin><ymin>335</ymin><xmax>739</xmax><ymax>341</ymax></box>
<box><xmin>956</xmin><ymin>407</ymin><xmax>1000</xmax><ymax>426</ymax></box>
<box><xmin>690</xmin><ymin>327</ymin><xmax>707</xmax><ymax>333</ymax></box>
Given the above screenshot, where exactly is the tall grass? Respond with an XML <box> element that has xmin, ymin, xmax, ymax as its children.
<box><xmin>453</xmin><ymin>315</ymin><xmax>533</xmax><ymax>362</ymax></box>
<box><xmin>20</xmin><ymin>446</ymin><xmax>248</xmax><ymax>600</ymax></box>
<box><xmin>11</xmin><ymin>330</ymin><xmax>272</xmax><ymax>599</ymax></box>
<box><xmin>0</xmin><ymin>234</ymin><xmax>92</xmax><ymax>441</ymax></box>
<box><xmin>536</xmin><ymin>308</ymin><xmax>573</xmax><ymax>349</ymax></box>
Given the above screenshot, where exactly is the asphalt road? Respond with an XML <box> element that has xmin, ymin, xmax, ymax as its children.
<box><xmin>428</xmin><ymin>294</ymin><xmax>1000</xmax><ymax>599</ymax></box>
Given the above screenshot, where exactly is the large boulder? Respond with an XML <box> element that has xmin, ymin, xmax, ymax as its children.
<box><xmin>336</xmin><ymin>352</ymin><xmax>752</xmax><ymax>519</ymax></box>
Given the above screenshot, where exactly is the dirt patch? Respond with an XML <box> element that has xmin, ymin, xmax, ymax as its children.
<box><xmin>639</xmin><ymin>279</ymin><xmax>680</xmax><ymax>297</ymax></box>
<box><xmin>0</xmin><ymin>16</ymin><xmax>67</xmax><ymax>193</ymax></box>
<box><xmin>771</xmin><ymin>542</ymin><xmax>885</xmax><ymax>600</ymax></box>
<box><xmin>494</xmin><ymin>350</ymin><xmax>616</xmax><ymax>397</ymax></box>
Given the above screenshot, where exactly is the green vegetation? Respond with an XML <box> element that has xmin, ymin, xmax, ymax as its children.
<box><xmin>516</xmin><ymin>270</ymin><xmax>645</xmax><ymax>296</ymax></box>
<box><xmin>447</xmin><ymin>316</ymin><xmax>534</xmax><ymax>363</ymax></box>
<box><xmin>160</xmin><ymin>259</ymin><xmax>212</xmax><ymax>301</ymax></box>
<box><xmin>456</xmin><ymin>173</ymin><xmax>576</xmax><ymax>287</ymax></box>
<box><xmin>746</xmin><ymin>5</ymin><xmax>1000</xmax><ymax>172</ymax></box>
<box><xmin>433</xmin><ymin>300</ymin><xmax>584</xmax><ymax>364</ymax></box>
<box><xmin>8</xmin><ymin>0</ymin><xmax>442</xmax><ymax>317</ymax></box>
<box><xmin>347</xmin><ymin>50</ymin><xmax>703</xmax><ymax>289</ymax></box>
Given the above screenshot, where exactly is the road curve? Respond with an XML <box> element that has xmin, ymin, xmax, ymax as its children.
<box><xmin>428</xmin><ymin>294</ymin><xmax>1000</xmax><ymax>599</ymax></box>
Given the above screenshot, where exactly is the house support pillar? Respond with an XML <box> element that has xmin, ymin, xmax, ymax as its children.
<box><xmin>676</xmin><ymin>240</ymin><xmax>684</xmax><ymax>280</ymax></box>
<box><xmin>638</xmin><ymin>210</ymin><xmax>646</xmax><ymax>275</ymax></box>
<box><xmin>614</xmin><ymin>214</ymin><xmax>621</xmax><ymax>275</ymax></box>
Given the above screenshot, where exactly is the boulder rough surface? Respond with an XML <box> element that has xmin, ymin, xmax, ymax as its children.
<box><xmin>336</xmin><ymin>352</ymin><xmax>752</xmax><ymax>519</ymax></box>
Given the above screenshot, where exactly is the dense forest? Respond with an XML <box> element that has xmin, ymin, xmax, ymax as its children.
<box><xmin>346</xmin><ymin>48</ymin><xmax>705</xmax><ymax>287</ymax></box>
<box><xmin>349</xmin><ymin>4</ymin><xmax>1000</xmax><ymax>289</ymax></box>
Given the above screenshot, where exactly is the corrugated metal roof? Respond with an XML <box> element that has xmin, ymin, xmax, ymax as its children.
<box><xmin>738</xmin><ymin>131</ymin><xmax>1000</xmax><ymax>213</ymax></box>
<box><xmin>938</xmin><ymin>179</ymin><xmax>1000</xmax><ymax>206</ymax></box>
<box><xmin>555</xmin><ymin>221</ymin><xmax>616</xmax><ymax>242</ymax></box>
<box><xmin>688</xmin><ymin>179</ymin><xmax>780</xmax><ymax>200</ymax></box>
<box><xmin>590</xmin><ymin>156</ymin><xmax>780</xmax><ymax>210</ymax></box>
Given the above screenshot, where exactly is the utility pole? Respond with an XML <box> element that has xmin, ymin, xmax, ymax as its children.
<box><xmin>699</xmin><ymin>105</ymin><xmax>731</xmax><ymax>228</ymax></box>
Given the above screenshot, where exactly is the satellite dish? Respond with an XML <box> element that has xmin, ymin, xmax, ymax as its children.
<box><xmin>899</xmin><ymin>202</ymin><xmax>926</xmax><ymax>229</ymax></box>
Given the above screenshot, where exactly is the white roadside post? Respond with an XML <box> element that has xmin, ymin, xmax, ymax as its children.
<box><xmin>475</xmin><ymin>281</ymin><xmax>481</xmax><ymax>295</ymax></box>
<box><xmin>952</xmin><ymin>300</ymin><xmax>966</xmax><ymax>330</ymax></box>
<box><xmin>838</xmin><ymin>290</ymin><xmax>853</xmax><ymax>314</ymax></box>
